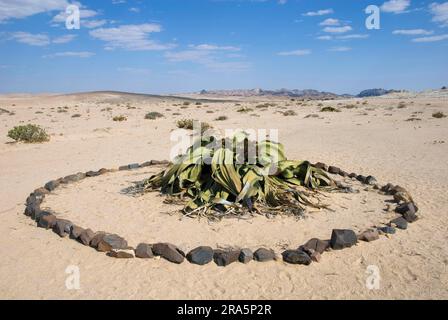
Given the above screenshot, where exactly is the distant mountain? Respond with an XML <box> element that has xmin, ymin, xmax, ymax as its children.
<box><xmin>198</xmin><ymin>88</ymin><xmax>350</xmax><ymax>99</ymax></box>
<box><xmin>357</xmin><ymin>88</ymin><xmax>401</xmax><ymax>97</ymax></box>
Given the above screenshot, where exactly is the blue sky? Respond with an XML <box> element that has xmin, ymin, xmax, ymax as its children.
<box><xmin>0</xmin><ymin>0</ymin><xmax>447</xmax><ymax>94</ymax></box>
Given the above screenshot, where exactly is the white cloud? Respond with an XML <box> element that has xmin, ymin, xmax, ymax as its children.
<box><xmin>302</xmin><ymin>9</ymin><xmax>333</xmax><ymax>17</ymax></box>
<box><xmin>429</xmin><ymin>2</ymin><xmax>448</xmax><ymax>27</ymax></box>
<box><xmin>83</xmin><ymin>19</ymin><xmax>107</xmax><ymax>29</ymax></box>
<box><xmin>0</xmin><ymin>0</ymin><xmax>68</xmax><ymax>22</ymax></box>
<box><xmin>43</xmin><ymin>51</ymin><xmax>95</xmax><ymax>58</ymax></box>
<box><xmin>51</xmin><ymin>8</ymin><xmax>108</xmax><ymax>29</ymax></box>
<box><xmin>52</xmin><ymin>34</ymin><xmax>77</xmax><ymax>44</ymax></box>
<box><xmin>412</xmin><ymin>34</ymin><xmax>448</xmax><ymax>42</ymax></box>
<box><xmin>317</xmin><ymin>35</ymin><xmax>332</xmax><ymax>40</ymax></box>
<box><xmin>189</xmin><ymin>44</ymin><xmax>241</xmax><ymax>51</ymax></box>
<box><xmin>393</xmin><ymin>29</ymin><xmax>434</xmax><ymax>35</ymax></box>
<box><xmin>129</xmin><ymin>7</ymin><xmax>140</xmax><ymax>13</ymax></box>
<box><xmin>323</xmin><ymin>26</ymin><xmax>352</xmax><ymax>33</ymax></box>
<box><xmin>165</xmin><ymin>50</ymin><xmax>211</xmax><ymax>62</ymax></box>
<box><xmin>277</xmin><ymin>49</ymin><xmax>311</xmax><ymax>56</ymax></box>
<box><xmin>10</xmin><ymin>32</ymin><xmax>50</xmax><ymax>46</ymax></box>
<box><xmin>52</xmin><ymin>8</ymin><xmax>99</xmax><ymax>23</ymax></box>
<box><xmin>337</xmin><ymin>34</ymin><xmax>369</xmax><ymax>39</ymax></box>
<box><xmin>320</xmin><ymin>18</ymin><xmax>339</xmax><ymax>26</ymax></box>
<box><xmin>381</xmin><ymin>0</ymin><xmax>411</xmax><ymax>14</ymax></box>
<box><xmin>329</xmin><ymin>46</ymin><xmax>352</xmax><ymax>52</ymax></box>
<box><xmin>165</xmin><ymin>44</ymin><xmax>249</xmax><ymax>72</ymax></box>
<box><xmin>89</xmin><ymin>24</ymin><xmax>175</xmax><ymax>51</ymax></box>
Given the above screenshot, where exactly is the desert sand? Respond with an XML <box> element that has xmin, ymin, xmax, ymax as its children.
<box><xmin>0</xmin><ymin>91</ymin><xmax>447</xmax><ymax>299</ymax></box>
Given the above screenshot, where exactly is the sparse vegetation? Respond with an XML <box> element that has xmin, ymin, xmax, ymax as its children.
<box><xmin>283</xmin><ymin>110</ymin><xmax>297</xmax><ymax>116</ymax></box>
<box><xmin>397</xmin><ymin>101</ymin><xmax>407</xmax><ymax>109</ymax></box>
<box><xmin>320</xmin><ymin>106</ymin><xmax>340</xmax><ymax>112</ymax></box>
<box><xmin>176</xmin><ymin>119</ymin><xmax>212</xmax><ymax>132</ymax></box>
<box><xmin>7</xmin><ymin>124</ymin><xmax>50</xmax><ymax>143</ymax></box>
<box><xmin>113</xmin><ymin>115</ymin><xmax>127</xmax><ymax>122</ymax></box>
<box><xmin>215</xmin><ymin>116</ymin><xmax>228</xmax><ymax>121</ymax></box>
<box><xmin>71</xmin><ymin>114</ymin><xmax>82</xmax><ymax>118</ymax></box>
<box><xmin>432</xmin><ymin>112</ymin><xmax>446</xmax><ymax>119</ymax></box>
<box><xmin>145</xmin><ymin>112</ymin><xmax>164</xmax><ymax>120</ymax></box>
<box><xmin>237</xmin><ymin>106</ymin><xmax>254</xmax><ymax>113</ymax></box>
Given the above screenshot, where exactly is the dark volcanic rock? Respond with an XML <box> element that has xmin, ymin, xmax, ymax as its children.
<box><xmin>187</xmin><ymin>246</ymin><xmax>214</xmax><ymax>265</ymax></box>
<box><xmin>282</xmin><ymin>250</ymin><xmax>312</xmax><ymax>265</ymax></box>
<box><xmin>314</xmin><ymin>162</ymin><xmax>328</xmax><ymax>171</ymax></box>
<box><xmin>213</xmin><ymin>250</ymin><xmax>240</xmax><ymax>266</ymax></box>
<box><xmin>300</xmin><ymin>238</ymin><xmax>329</xmax><ymax>254</ymax></box>
<box><xmin>395</xmin><ymin>202</ymin><xmax>418</xmax><ymax>222</ymax></box>
<box><xmin>151</xmin><ymin>160</ymin><xmax>170</xmax><ymax>165</ymax></box>
<box><xmin>25</xmin><ymin>202</ymin><xmax>41</xmax><ymax>219</ymax></box>
<box><xmin>348</xmin><ymin>173</ymin><xmax>357</xmax><ymax>178</ymax></box>
<box><xmin>89</xmin><ymin>232</ymin><xmax>107</xmax><ymax>249</ymax></box>
<box><xmin>107</xmin><ymin>250</ymin><xmax>134</xmax><ymax>259</ymax></box>
<box><xmin>328</xmin><ymin>166</ymin><xmax>340</xmax><ymax>174</ymax></box>
<box><xmin>26</xmin><ymin>194</ymin><xmax>43</xmax><ymax>206</ymax></box>
<box><xmin>53</xmin><ymin>219</ymin><xmax>73</xmax><ymax>237</ymax></box>
<box><xmin>365</xmin><ymin>176</ymin><xmax>377</xmax><ymax>185</ymax></box>
<box><xmin>70</xmin><ymin>225</ymin><xmax>84</xmax><ymax>240</ymax></box>
<box><xmin>44</xmin><ymin>180</ymin><xmax>60</xmax><ymax>192</ymax></box>
<box><xmin>152</xmin><ymin>243</ymin><xmax>185</xmax><ymax>264</ymax></box>
<box><xmin>339</xmin><ymin>171</ymin><xmax>349</xmax><ymax>177</ymax></box>
<box><xmin>140</xmin><ymin>161</ymin><xmax>152</xmax><ymax>167</ymax></box>
<box><xmin>97</xmin><ymin>234</ymin><xmax>128</xmax><ymax>252</ymax></box>
<box><xmin>253</xmin><ymin>248</ymin><xmax>276</xmax><ymax>262</ymax></box>
<box><xmin>390</xmin><ymin>217</ymin><xmax>408</xmax><ymax>230</ymax></box>
<box><xmin>358</xmin><ymin>229</ymin><xmax>379</xmax><ymax>242</ymax></box>
<box><xmin>330</xmin><ymin>229</ymin><xmax>358</xmax><ymax>250</ymax></box>
<box><xmin>239</xmin><ymin>248</ymin><xmax>253</xmax><ymax>264</ymax></box>
<box><xmin>86</xmin><ymin>170</ymin><xmax>101</xmax><ymax>177</ymax></box>
<box><xmin>379</xmin><ymin>226</ymin><xmax>396</xmax><ymax>234</ymax></box>
<box><xmin>33</xmin><ymin>187</ymin><xmax>50</xmax><ymax>197</ymax></box>
<box><xmin>119</xmin><ymin>163</ymin><xmax>140</xmax><ymax>171</ymax></box>
<box><xmin>356</xmin><ymin>175</ymin><xmax>367</xmax><ymax>183</ymax></box>
<box><xmin>63</xmin><ymin>173</ymin><xmax>85</xmax><ymax>183</ymax></box>
<box><xmin>403</xmin><ymin>211</ymin><xmax>418</xmax><ymax>223</ymax></box>
<box><xmin>79</xmin><ymin>228</ymin><xmax>95</xmax><ymax>246</ymax></box>
<box><xmin>37</xmin><ymin>213</ymin><xmax>57</xmax><ymax>229</ymax></box>
<box><xmin>395</xmin><ymin>202</ymin><xmax>418</xmax><ymax>214</ymax></box>
<box><xmin>381</xmin><ymin>183</ymin><xmax>394</xmax><ymax>193</ymax></box>
<box><xmin>135</xmin><ymin>243</ymin><xmax>154</xmax><ymax>258</ymax></box>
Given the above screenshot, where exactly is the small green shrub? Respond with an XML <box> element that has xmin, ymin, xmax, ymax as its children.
<box><xmin>432</xmin><ymin>112</ymin><xmax>446</xmax><ymax>119</ymax></box>
<box><xmin>320</xmin><ymin>106</ymin><xmax>341</xmax><ymax>112</ymax></box>
<box><xmin>283</xmin><ymin>110</ymin><xmax>297</xmax><ymax>116</ymax></box>
<box><xmin>7</xmin><ymin>124</ymin><xmax>50</xmax><ymax>143</ymax></box>
<box><xmin>145</xmin><ymin>112</ymin><xmax>164</xmax><ymax>120</ymax></box>
<box><xmin>237</xmin><ymin>106</ymin><xmax>254</xmax><ymax>113</ymax></box>
<box><xmin>113</xmin><ymin>115</ymin><xmax>127</xmax><ymax>122</ymax></box>
<box><xmin>177</xmin><ymin>119</ymin><xmax>212</xmax><ymax>132</ymax></box>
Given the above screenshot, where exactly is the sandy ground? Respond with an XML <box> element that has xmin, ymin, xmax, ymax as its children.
<box><xmin>0</xmin><ymin>91</ymin><xmax>447</xmax><ymax>299</ymax></box>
